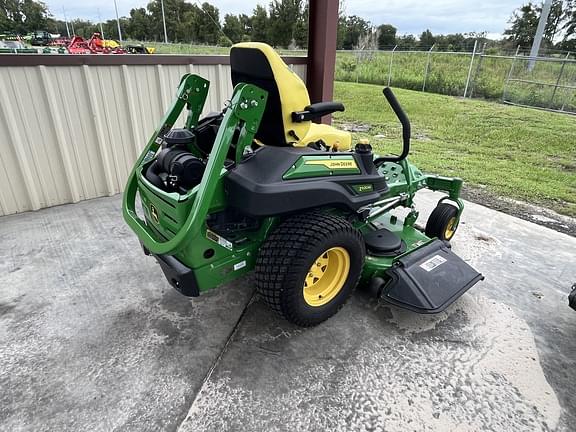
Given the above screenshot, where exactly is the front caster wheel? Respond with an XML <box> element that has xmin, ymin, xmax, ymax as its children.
<box><xmin>425</xmin><ymin>203</ymin><xmax>459</xmax><ymax>241</ymax></box>
<box><xmin>255</xmin><ymin>212</ymin><xmax>365</xmax><ymax>327</ymax></box>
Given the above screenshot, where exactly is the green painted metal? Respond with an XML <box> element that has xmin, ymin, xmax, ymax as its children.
<box><xmin>124</xmin><ymin>75</ymin><xmax>266</xmax><ymax>249</ymax></box>
<box><xmin>124</xmin><ymin>78</ymin><xmax>273</xmax><ymax>291</ymax></box>
<box><xmin>283</xmin><ymin>154</ymin><xmax>361</xmax><ymax>180</ymax></box>
<box><xmin>123</xmin><ymin>73</ymin><xmax>210</xmax><ymax>255</ymax></box>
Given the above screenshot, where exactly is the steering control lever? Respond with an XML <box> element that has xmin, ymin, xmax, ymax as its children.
<box><xmin>374</xmin><ymin>87</ymin><xmax>411</xmax><ymax>166</ymax></box>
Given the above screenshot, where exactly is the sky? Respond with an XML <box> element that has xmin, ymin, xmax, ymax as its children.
<box><xmin>45</xmin><ymin>0</ymin><xmax>525</xmax><ymax>39</ymax></box>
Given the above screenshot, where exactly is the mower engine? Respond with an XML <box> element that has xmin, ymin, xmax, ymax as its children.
<box><xmin>145</xmin><ymin>128</ymin><xmax>205</xmax><ymax>193</ymax></box>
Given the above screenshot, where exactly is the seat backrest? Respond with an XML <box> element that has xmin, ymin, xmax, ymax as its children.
<box><xmin>230</xmin><ymin>42</ymin><xmax>311</xmax><ymax>146</ymax></box>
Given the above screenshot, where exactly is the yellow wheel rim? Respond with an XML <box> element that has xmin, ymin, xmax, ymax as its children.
<box><xmin>444</xmin><ymin>217</ymin><xmax>457</xmax><ymax>240</ymax></box>
<box><xmin>303</xmin><ymin>247</ymin><xmax>350</xmax><ymax>307</ymax></box>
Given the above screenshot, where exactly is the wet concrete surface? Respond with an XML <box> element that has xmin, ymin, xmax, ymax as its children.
<box><xmin>0</xmin><ymin>196</ymin><xmax>253</xmax><ymax>431</ymax></box>
<box><xmin>1</xmin><ymin>192</ymin><xmax>575</xmax><ymax>431</ymax></box>
<box><xmin>179</xmin><ymin>192</ymin><xmax>576</xmax><ymax>432</ymax></box>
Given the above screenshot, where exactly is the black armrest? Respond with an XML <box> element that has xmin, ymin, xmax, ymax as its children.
<box><xmin>291</xmin><ymin>102</ymin><xmax>345</xmax><ymax>122</ymax></box>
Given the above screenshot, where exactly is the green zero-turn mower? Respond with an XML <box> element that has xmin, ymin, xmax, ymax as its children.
<box><xmin>123</xmin><ymin>43</ymin><xmax>484</xmax><ymax>326</ymax></box>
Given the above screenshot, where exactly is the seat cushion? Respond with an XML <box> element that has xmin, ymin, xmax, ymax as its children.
<box><xmin>296</xmin><ymin>123</ymin><xmax>352</xmax><ymax>151</ymax></box>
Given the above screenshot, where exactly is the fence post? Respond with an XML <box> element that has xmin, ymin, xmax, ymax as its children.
<box><xmin>463</xmin><ymin>40</ymin><xmax>478</xmax><ymax>98</ymax></box>
<box><xmin>549</xmin><ymin>52</ymin><xmax>570</xmax><ymax>110</ymax></box>
<box><xmin>502</xmin><ymin>45</ymin><xmax>521</xmax><ymax>102</ymax></box>
<box><xmin>387</xmin><ymin>45</ymin><xmax>397</xmax><ymax>87</ymax></box>
<box><xmin>469</xmin><ymin>42</ymin><xmax>487</xmax><ymax>98</ymax></box>
<box><xmin>422</xmin><ymin>44</ymin><xmax>435</xmax><ymax>92</ymax></box>
<box><xmin>356</xmin><ymin>51</ymin><xmax>360</xmax><ymax>83</ymax></box>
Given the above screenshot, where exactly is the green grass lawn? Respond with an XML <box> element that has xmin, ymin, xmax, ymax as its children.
<box><xmin>333</xmin><ymin>81</ymin><xmax>576</xmax><ymax>217</ymax></box>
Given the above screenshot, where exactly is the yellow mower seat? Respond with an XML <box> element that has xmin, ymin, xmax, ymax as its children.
<box><xmin>230</xmin><ymin>42</ymin><xmax>351</xmax><ymax>151</ymax></box>
<box><xmin>298</xmin><ymin>123</ymin><xmax>351</xmax><ymax>151</ymax></box>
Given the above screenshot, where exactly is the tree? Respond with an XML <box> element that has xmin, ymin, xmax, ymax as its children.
<box><xmin>563</xmin><ymin>0</ymin><xmax>576</xmax><ymax>43</ymax></box>
<box><xmin>238</xmin><ymin>13</ymin><xmax>252</xmax><ymax>39</ymax></box>
<box><xmin>0</xmin><ymin>3</ymin><xmax>12</xmax><ymax>32</ymax></box>
<box><xmin>419</xmin><ymin>29</ymin><xmax>435</xmax><ymax>48</ymax></box>
<box><xmin>68</xmin><ymin>19</ymin><xmax>98</xmax><ymax>38</ymax></box>
<box><xmin>435</xmin><ymin>33</ymin><xmax>466</xmax><ymax>51</ymax></box>
<box><xmin>340</xmin><ymin>15</ymin><xmax>370</xmax><ymax>49</ymax></box>
<box><xmin>504</xmin><ymin>3</ymin><xmax>541</xmax><ymax>47</ymax></box>
<box><xmin>267</xmin><ymin>0</ymin><xmax>302</xmax><ymax>48</ymax></box>
<box><xmin>222</xmin><ymin>14</ymin><xmax>243</xmax><ymax>43</ymax></box>
<box><xmin>195</xmin><ymin>2</ymin><xmax>220</xmax><ymax>44</ymax></box>
<box><xmin>545</xmin><ymin>0</ymin><xmax>565</xmax><ymax>42</ymax></box>
<box><xmin>562</xmin><ymin>1</ymin><xmax>576</xmax><ymax>45</ymax></box>
<box><xmin>101</xmin><ymin>18</ymin><xmax>129</xmax><ymax>40</ymax></box>
<box><xmin>396</xmin><ymin>34</ymin><xmax>417</xmax><ymax>50</ymax></box>
<box><xmin>251</xmin><ymin>5</ymin><xmax>268</xmax><ymax>42</ymax></box>
<box><xmin>293</xmin><ymin>1</ymin><xmax>308</xmax><ymax>48</ymax></box>
<box><xmin>377</xmin><ymin>24</ymin><xmax>396</xmax><ymax>49</ymax></box>
<box><xmin>125</xmin><ymin>8</ymin><xmax>152</xmax><ymax>41</ymax></box>
<box><xmin>20</xmin><ymin>0</ymin><xmax>48</xmax><ymax>32</ymax></box>
<box><xmin>1</xmin><ymin>0</ymin><xmax>50</xmax><ymax>34</ymax></box>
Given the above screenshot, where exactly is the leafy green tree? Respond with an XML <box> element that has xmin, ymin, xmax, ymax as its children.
<box><xmin>396</xmin><ymin>34</ymin><xmax>417</xmax><ymax>50</ymax></box>
<box><xmin>562</xmin><ymin>0</ymin><xmax>576</xmax><ymax>44</ymax></box>
<box><xmin>238</xmin><ymin>13</ymin><xmax>252</xmax><ymax>38</ymax></box>
<box><xmin>69</xmin><ymin>19</ymin><xmax>98</xmax><ymax>38</ymax></box>
<box><xmin>217</xmin><ymin>34</ymin><xmax>232</xmax><ymax>46</ymax></box>
<box><xmin>223</xmin><ymin>14</ymin><xmax>243</xmax><ymax>43</ymax></box>
<box><xmin>126</xmin><ymin>7</ymin><xmax>153</xmax><ymax>41</ymax></box>
<box><xmin>377</xmin><ymin>24</ymin><xmax>396</xmax><ymax>49</ymax></box>
<box><xmin>1</xmin><ymin>0</ymin><xmax>49</xmax><ymax>34</ymax></box>
<box><xmin>0</xmin><ymin>2</ymin><xmax>12</xmax><ymax>32</ymax></box>
<box><xmin>419</xmin><ymin>29</ymin><xmax>435</xmax><ymax>48</ymax></box>
<box><xmin>340</xmin><ymin>15</ymin><xmax>370</xmax><ymax>49</ymax></box>
<box><xmin>504</xmin><ymin>3</ymin><xmax>540</xmax><ymax>47</ymax></box>
<box><xmin>250</xmin><ymin>5</ymin><xmax>268</xmax><ymax>42</ymax></box>
<box><xmin>434</xmin><ymin>33</ymin><xmax>466</xmax><ymax>51</ymax></box>
<box><xmin>195</xmin><ymin>2</ymin><xmax>220</xmax><ymax>44</ymax></box>
<box><xmin>101</xmin><ymin>18</ymin><xmax>129</xmax><ymax>40</ymax></box>
<box><xmin>545</xmin><ymin>0</ymin><xmax>565</xmax><ymax>41</ymax></box>
<box><xmin>45</xmin><ymin>17</ymin><xmax>68</xmax><ymax>35</ymax></box>
<box><xmin>293</xmin><ymin>1</ymin><xmax>308</xmax><ymax>48</ymax></box>
<box><xmin>267</xmin><ymin>0</ymin><xmax>302</xmax><ymax>48</ymax></box>
<box><xmin>20</xmin><ymin>0</ymin><xmax>48</xmax><ymax>32</ymax></box>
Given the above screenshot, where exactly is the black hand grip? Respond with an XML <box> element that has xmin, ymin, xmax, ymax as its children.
<box><xmin>374</xmin><ymin>87</ymin><xmax>411</xmax><ymax>165</ymax></box>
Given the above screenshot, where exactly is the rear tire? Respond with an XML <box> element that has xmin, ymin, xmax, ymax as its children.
<box><xmin>255</xmin><ymin>212</ymin><xmax>365</xmax><ymax>327</ymax></box>
<box><xmin>425</xmin><ymin>203</ymin><xmax>459</xmax><ymax>241</ymax></box>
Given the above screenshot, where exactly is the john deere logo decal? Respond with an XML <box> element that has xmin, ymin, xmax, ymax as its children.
<box><xmin>150</xmin><ymin>204</ymin><xmax>159</xmax><ymax>224</ymax></box>
<box><xmin>305</xmin><ymin>159</ymin><xmax>358</xmax><ymax>169</ymax></box>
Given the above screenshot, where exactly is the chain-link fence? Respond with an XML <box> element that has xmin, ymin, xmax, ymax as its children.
<box><xmin>502</xmin><ymin>54</ymin><xmax>576</xmax><ymax>114</ymax></box>
<box><xmin>335</xmin><ymin>46</ymin><xmax>576</xmax><ymax>115</ymax></box>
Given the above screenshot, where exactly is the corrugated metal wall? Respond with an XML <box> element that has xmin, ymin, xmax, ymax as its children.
<box><xmin>0</xmin><ymin>61</ymin><xmax>306</xmax><ymax>216</ymax></box>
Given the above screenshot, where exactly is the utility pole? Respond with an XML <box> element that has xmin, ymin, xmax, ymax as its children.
<box><xmin>161</xmin><ymin>0</ymin><xmax>169</xmax><ymax>43</ymax></box>
<box><xmin>528</xmin><ymin>0</ymin><xmax>552</xmax><ymax>71</ymax></box>
<box><xmin>113</xmin><ymin>0</ymin><xmax>123</xmax><ymax>43</ymax></box>
<box><xmin>63</xmin><ymin>7</ymin><xmax>70</xmax><ymax>38</ymax></box>
<box><xmin>97</xmin><ymin>9</ymin><xmax>105</xmax><ymax>39</ymax></box>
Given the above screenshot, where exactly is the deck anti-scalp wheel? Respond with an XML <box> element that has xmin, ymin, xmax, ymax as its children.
<box><xmin>255</xmin><ymin>212</ymin><xmax>365</xmax><ymax>326</ymax></box>
<box><xmin>425</xmin><ymin>203</ymin><xmax>459</xmax><ymax>241</ymax></box>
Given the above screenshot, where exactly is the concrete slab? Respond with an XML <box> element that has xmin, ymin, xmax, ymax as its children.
<box><xmin>1</xmin><ymin>192</ymin><xmax>575</xmax><ymax>432</ymax></box>
<box><xmin>179</xmin><ymin>191</ymin><xmax>576</xmax><ymax>432</ymax></box>
<box><xmin>0</xmin><ymin>196</ymin><xmax>253</xmax><ymax>431</ymax></box>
